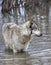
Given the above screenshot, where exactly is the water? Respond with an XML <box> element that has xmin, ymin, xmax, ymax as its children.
<box><xmin>0</xmin><ymin>1</ymin><xmax>51</xmax><ymax>65</ymax></box>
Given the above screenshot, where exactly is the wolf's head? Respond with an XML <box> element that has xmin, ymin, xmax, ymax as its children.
<box><xmin>29</xmin><ymin>20</ymin><xmax>42</xmax><ymax>37</ymax></box>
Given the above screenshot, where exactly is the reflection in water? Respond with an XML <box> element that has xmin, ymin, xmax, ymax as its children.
<box><xmin>0</xmin><ymin>52</ymin><xmax>33</xmax><ymax>65</ymax></box>
<box><xmin>0</xmin><ymin>51</ymin><xmax>42</xmax><ymax>65</ymax></box>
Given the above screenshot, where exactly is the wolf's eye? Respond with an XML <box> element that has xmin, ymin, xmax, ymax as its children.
<box><xmin>33</xmin><ymin>27</ymin><xmax>37</xmax><ymax>30</ymax></box>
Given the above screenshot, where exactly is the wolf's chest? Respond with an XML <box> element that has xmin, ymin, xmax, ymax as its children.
<box><xmin>21</xmin><ymin>35</ymin><xmax>31</xmax><ymax>44</ymax></box>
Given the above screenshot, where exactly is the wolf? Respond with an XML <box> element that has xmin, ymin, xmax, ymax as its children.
<box><xmin>2</xmin><ymin>20</ymin><xmax>42</xmax><ymax>53</ymax></box>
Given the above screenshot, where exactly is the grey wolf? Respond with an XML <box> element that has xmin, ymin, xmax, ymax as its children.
<box><xmin>2</xmin><ymin>21</ymin><xmax>42</xmax><ymax>53</ymax></box>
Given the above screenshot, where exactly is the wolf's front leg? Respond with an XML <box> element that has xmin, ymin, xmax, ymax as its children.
<box><xmin>13</xmin><ymin>44</ymin><xmax>17</xmax><ymax>53</ymax></box>
<box><xmin>5</xmin><ymin>42</ymin><xmax>10</xmax><ymax>50</ymax></box>
<box><xmin>24</xmin><ymin>42</ymin><xmax>30</xmax><ymax>52</ymax></box>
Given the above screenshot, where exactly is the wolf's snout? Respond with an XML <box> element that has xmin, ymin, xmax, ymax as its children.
<box><xmin>32</xmin><ymin>30</ymin><xmax>42</xmax><ymax>37</ymax></box>
<box><xmin>36</xmin><ymin>33</ymin><xmax>42</xmax><ymax>37</ymax></box>
<box><xmin>39</xmin><ymin>33</ymin><xmax>42</xmax><ymax>36</ymax></box>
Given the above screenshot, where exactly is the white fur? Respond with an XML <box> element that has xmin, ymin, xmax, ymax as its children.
<box><xmin>32</xmin><ymin>29</ymin><xmax>41</xmax><ymax>36</ymax></box>
<box><xmin>2</xmin><ymin>21</ymin><xmax>41</xmax><ymax>53</ymax></box>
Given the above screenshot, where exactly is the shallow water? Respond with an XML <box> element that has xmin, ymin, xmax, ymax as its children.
<box><xmin>0</xmin><ymin>1</ymin><xmax>51</xmax><ymax>65</ymax></box>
